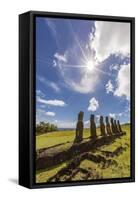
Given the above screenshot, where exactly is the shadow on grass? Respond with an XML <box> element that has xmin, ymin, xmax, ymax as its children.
<box><xmin>36</xmin><ymin>132</ymin><xmax>126</xmax><ymax>171</ymax></box>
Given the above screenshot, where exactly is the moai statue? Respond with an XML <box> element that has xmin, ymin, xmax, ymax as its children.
<box><xmin>117</xmin><ymin>120</ymin><xmax>123</xmax><ymax>133</ymax></box>
<box><xmin>110</xmin><ymin>118</ymin><xmax>116</xmax><ymax>134</ymax></box>
<box><xmin>100</xmin><ymin>116</ymin><xmax>106</xmax><ymax>136</ymax></box>
<box><xmin>75</xmin><ymin>111</ymin><xmax>84</xmax><ymax>142</ymax></box>
<box><xmin>114</xmin><ymin>119</ymin><xmax>119</xmax><ymax>133</ymax></box>
<box><xmin>105</xmin><ymin>116</ymin><xmax>112</xmax><ymax>135</ymax></box>
<box><xmin>90</xmin><ymin>114</ymin><xmax>97</xmax><ymax>139</ymax></box>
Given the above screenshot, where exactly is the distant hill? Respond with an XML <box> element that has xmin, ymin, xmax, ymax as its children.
<box><xmin>58</xmin><ymin>128</ymin><xmax>75</xmax><ymax>131</ymax></box>
<box><xmin>122</xmin><ymin>123</ymin><xmax>130</xmax><ymax>126</ymax></box>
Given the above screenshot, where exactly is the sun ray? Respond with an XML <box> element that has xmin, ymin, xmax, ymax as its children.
<box><xmin>68</xmin><ymin>21</ymin><xmax>88</xmax><ymax>63</ymax></box>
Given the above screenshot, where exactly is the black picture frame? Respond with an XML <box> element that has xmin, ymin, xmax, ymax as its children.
<box><xmin>19</xmin><ymin>11</ymin><xmax>135</xmax><ymax>189</ymax></box>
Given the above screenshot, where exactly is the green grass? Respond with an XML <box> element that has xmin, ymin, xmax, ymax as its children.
<box><xmin>36</xmin><ymin>124</ymin><xmax>131</xmax><ymax>183</ymax></box>
<box><xmin>36</xmin><ymin>162</ymin><xmax>67</xmax><ymax>183</ymax></box>
<box><xmin>79</xmin><ymin>125</ymin><xmax>130</xmax><ymax>179</ymax></box>
<box><xmin>36</xmin><ymin>127</ymin><xmax>101</xmax><ymax>150</ymax></box>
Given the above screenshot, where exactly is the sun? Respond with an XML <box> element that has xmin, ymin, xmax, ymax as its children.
<box><xmin>86</xmin><ymin>60</ymin><xmax>95</xmax><ymax>72</ymax></box>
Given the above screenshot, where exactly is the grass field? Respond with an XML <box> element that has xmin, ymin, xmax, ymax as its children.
<box><xmin>36</xmin><ymin>127</ymin><xmax>102</xmax><ymax>150</ymax></box>
<box><xmin>36</xmin><ymin>124</ymin><xmax>131</xmax><ymax>183</ymax></box>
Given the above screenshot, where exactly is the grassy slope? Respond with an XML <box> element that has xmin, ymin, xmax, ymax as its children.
<box><xmin>36</xmin><ymin>127</ymin><xmax>101</xmax><ymax>150</ymax></box>
<box><xmin>80</xmin><ymin>125</ymin><xmax>130</xmax><ymax>179</ymax></box>
<box><xmin>36</xmin><ymin>124</ymin><xmax>130</xmax><ymax>183</ymax></box>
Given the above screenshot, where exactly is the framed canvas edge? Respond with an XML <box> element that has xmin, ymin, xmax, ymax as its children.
<box><xmin>19</xmin><ymin>11</ymin><xmax>135</xmax><ymax>189</ymax></box>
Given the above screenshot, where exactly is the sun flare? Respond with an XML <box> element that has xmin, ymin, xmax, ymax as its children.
<box><xmin>86</xmin><ymin>60</ymin><xmax>95</xmax><ymax>72</ymax></box>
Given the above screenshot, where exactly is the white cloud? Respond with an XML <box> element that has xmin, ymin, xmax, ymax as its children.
<box><xmin>109</xmin><ymin>112</ymin><xmax>125</xmax><ymax>119</ymax></box>
<box><xmin>53</xmin><ymin>21</ymin><xmax>130</xmax><ymax>95</ymax></box>
<box><xmin>53</xmin><ymin>26</ymin><xmax>101</xmax><ymax>94</ymax></box>
<box><xmin>89</xmin><ymin>26</ymin><xmax>95</xmax><ymax>41</ymax></box>
<box><xmin>40</xmin><ymin>104</ymin><xmax>46</xmax><ymax>108</ymax></box>
<box><xmin>109</xmin><ymin>64</ymin><xmax>119</xmax><ymax>71</ymax></box>
<box><xmin>91</xmin><ymin>21</ymin><xmax>130</xmax><ymax>62</ymax></box>
<box><xmin>45</xmin><ymin>111</ymin><xmax>55</xmax><ymax>117</ymax></box>
<box><xmin>114</xmin><ymin>63</ymin><xmax>130</xmax><ymax>100</ymax></box>
<box><xmin>37</xmin><ymin>96</ymin><xmax>66</xmax><ymax>107</ymax></box>
<box><xmin>36</xmin><ymin>109</ymin><xmax>56</xmax><ymax>122</ymax></box>
<box><xmin>84</xmin><ymin>120</ymin><xmax>89</xmax><ymax>124</ymax></box>
<box><xmin>57</xmin><ymin>49</ymin><xmax>100</xmax><ymax>94</ymax></box>
<box><xmin>36</xmin><ymin>90</ymin><xmax>45</xmax><ymax>97</ymax></box>
<box><xmin>88</xmin><ymin>97</ymin><xmax>99</xmax><ymax>112</ymax></box>
<box><xmin>84</xmin><ymin>120</ymin><xmax>90</xmax><ymax>128</ymax></box>
<box><xmin>109</xmin><ymin>113</ymin><xmax>116</xmax><ymax>118</ymax></box>
<box><xmin>96</xmin><ymin>115</ymin><xmax>100</xmax><ymax>119</ymax></box>
<box><xmin>47</xmin><ymin>81</ymin><xmax>60</xmax><ymax>93</ymax></box>
<box><xmin>84</xmin><ymin>120</ymin><xmax>90</xmax><ymax>125</ymax></box>
<box><xmin>118</xmin><ymin>113</ymin><xmax>123</xmax><ymax>117</ymax></box>
<box><xmin>53</xmin><ymin>60</ymin><xmax>57</xmax><ymax>67</ymax></box>
<box><xmin>37</xmin><ymin>76</ymin><xmax>60</xmax><ymax>93</ymax></box>
<box><xmin>54</xmin><ymin>52</ymin><xmax>67</xmax><ymax>63</ymax></box>
<box><xmin>36</xmin><ymin>109</ymin><xmax>55</xmax><ymax>117</ymax></box>
<box><xmin>54</xmin><ymin>120</ymin><xmax>76</xmax><ymax>128</ymax></box>
<box><xmin>105</xmin><ymin>80</ymin><xmax>114</xmax><ymax>94</ymax></box>
<box><xmin>67</xmin><ymin>70</ymin><xmax>99</xmax><ymax>93</ymax></box>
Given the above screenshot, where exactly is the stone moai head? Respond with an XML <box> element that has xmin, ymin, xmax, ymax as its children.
<box><xmin>100</xmin><ymin>116</ymin><xmax>103</xmax><ymax>123</ymax></box>
<box><xmin>78</xmin><ymin>111</ymin><xmax>84</xmax><ymax>121</ymax></box>
<box><xmin>90</xmin><ymin>114</ymin><xmax>94</xmax><ymax>122</ymax></box>
<box><xmin>106</xmin><ymin>116</ymin><xmax>109</xmax><ymax>124</ymax></box>
<box><xmin>117</xmin><ymin>120</ymin><xmax>120</xmax><ymax>125</ymax></box>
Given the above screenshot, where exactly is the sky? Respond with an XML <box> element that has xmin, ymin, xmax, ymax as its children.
<box><xmin>35</xmin><ymin>17</ymin><xmax>131</xmax><ymax>128</ymax></box>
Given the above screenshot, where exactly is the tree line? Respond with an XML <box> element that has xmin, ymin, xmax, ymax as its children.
<box><xmin>36</xmin><ymin>121</ymin><xmax>58</xmax><ymax>134</ymax></box>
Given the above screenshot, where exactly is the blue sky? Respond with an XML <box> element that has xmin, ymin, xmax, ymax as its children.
<box><xmin>36</xmin><ymin>17</ymin><xmax>130</xmax><ymax>128</ymax></box>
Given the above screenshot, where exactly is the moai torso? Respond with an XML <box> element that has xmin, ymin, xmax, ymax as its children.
<box><xmin>90</xmin><ymin>114</ymin><xmax>97</xmax><ymax>139</ymax></box>
<box><xmin>75</xmin><ymin>111</ymin><xmax>84</xmax><ymax>142</ymax></box>
<box><xmin>110</xmin><ymin>118</ymin><xmax>116</xmax><ymax>134</ymax></box>
<box><xmin>100</xmin><ymin>116</ymin><xmax>106</xmax><ymax>136</ymax></box>
<box><xmin>114</xmin><ymin>119</ymin><xmax>119</xmax><ymax>133</ymax></box>
<box><xmin>106</xmin><ymin>116</ymin><xmax>112</xmax><ymax>135</ymax></box>
<box><xmin>117</xmin><ymin>120</ymin><xmax>122</xmax><ymax>133</ymax></box>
